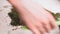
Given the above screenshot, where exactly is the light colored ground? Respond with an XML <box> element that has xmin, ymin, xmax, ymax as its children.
<box><xmin>0</xmin><ymin>25</ymin><xmax>60</xmax><ymax>34</ymax></box>
<box><xmin>8</xmin><ymin>26</ymin><xmax>59</xmax><ymax>34</ymax></box>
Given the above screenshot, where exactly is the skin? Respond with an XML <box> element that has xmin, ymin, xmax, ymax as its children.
<box><xmin>8</xmin><ymin>0</ymin><xmax>58</xmax><ymax>34</ymax></box>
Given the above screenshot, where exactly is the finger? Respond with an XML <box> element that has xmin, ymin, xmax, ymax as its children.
<box><xmin>41</xmin><ymin>17</ymin><xmax>51</xmax><ymax>33</ymax></box>
<box><xmin>35</xmin><ymin>22</ymin><xmax>46</xmax><ymax>34</ymax></box>
<box><xmin>31</xmin><ymin>28</ymin><xmax>41</xmax><ymax>34</ymax></box>
<box><xmin>49</xmin><ymin>19</ymin><xmax>58</xmax><ymax>29</ymax></box>
<box><xmin>29</xmin><ymin>26</ymin><xmax>41</xmax><ymax>34</ymax></box>
<box><xmin>42</xmin><ymin>22</ymin><xmax>51</xmax><ymax>33</ymax></box>
<box><xmin>25</xmin><ymin>22</ymin><xmax>41</xmax><ymax>34</ymax></box>
<box><xmin>42</xmin><ymin>23</ymin><xmax>51</xmax><ymax>33</ymax></box>
<box><xmin>47</xmin><ymin>13</ymin><xmax>58</xmax><ymax>29</ymax></box>
<box><xmin>42</xmin><ymin>11</ymin><xmax>58</xmax><ymax>29</ymax></box>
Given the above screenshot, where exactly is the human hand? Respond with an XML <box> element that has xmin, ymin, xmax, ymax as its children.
<box><xmin>8</xmin><ymin>0</ymin><xmax>58</xmax><ymax>34</ymax></box>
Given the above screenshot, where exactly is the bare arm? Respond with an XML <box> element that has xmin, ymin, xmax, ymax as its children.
<box><xmin>8</xmin><ymin>0</ymin><xmax>58</xmax><ymax>34</ymax></box>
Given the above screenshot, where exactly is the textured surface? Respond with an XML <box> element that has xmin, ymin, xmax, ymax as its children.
<box><xmin>10</xmin><ymin>26</ymin><xmax>59</xmax><ymax>34</ymax></box>
<box><xmin>0</xmin><ymin>0</ymin><xmax>12</xmax><ymax>34</ymax></box>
